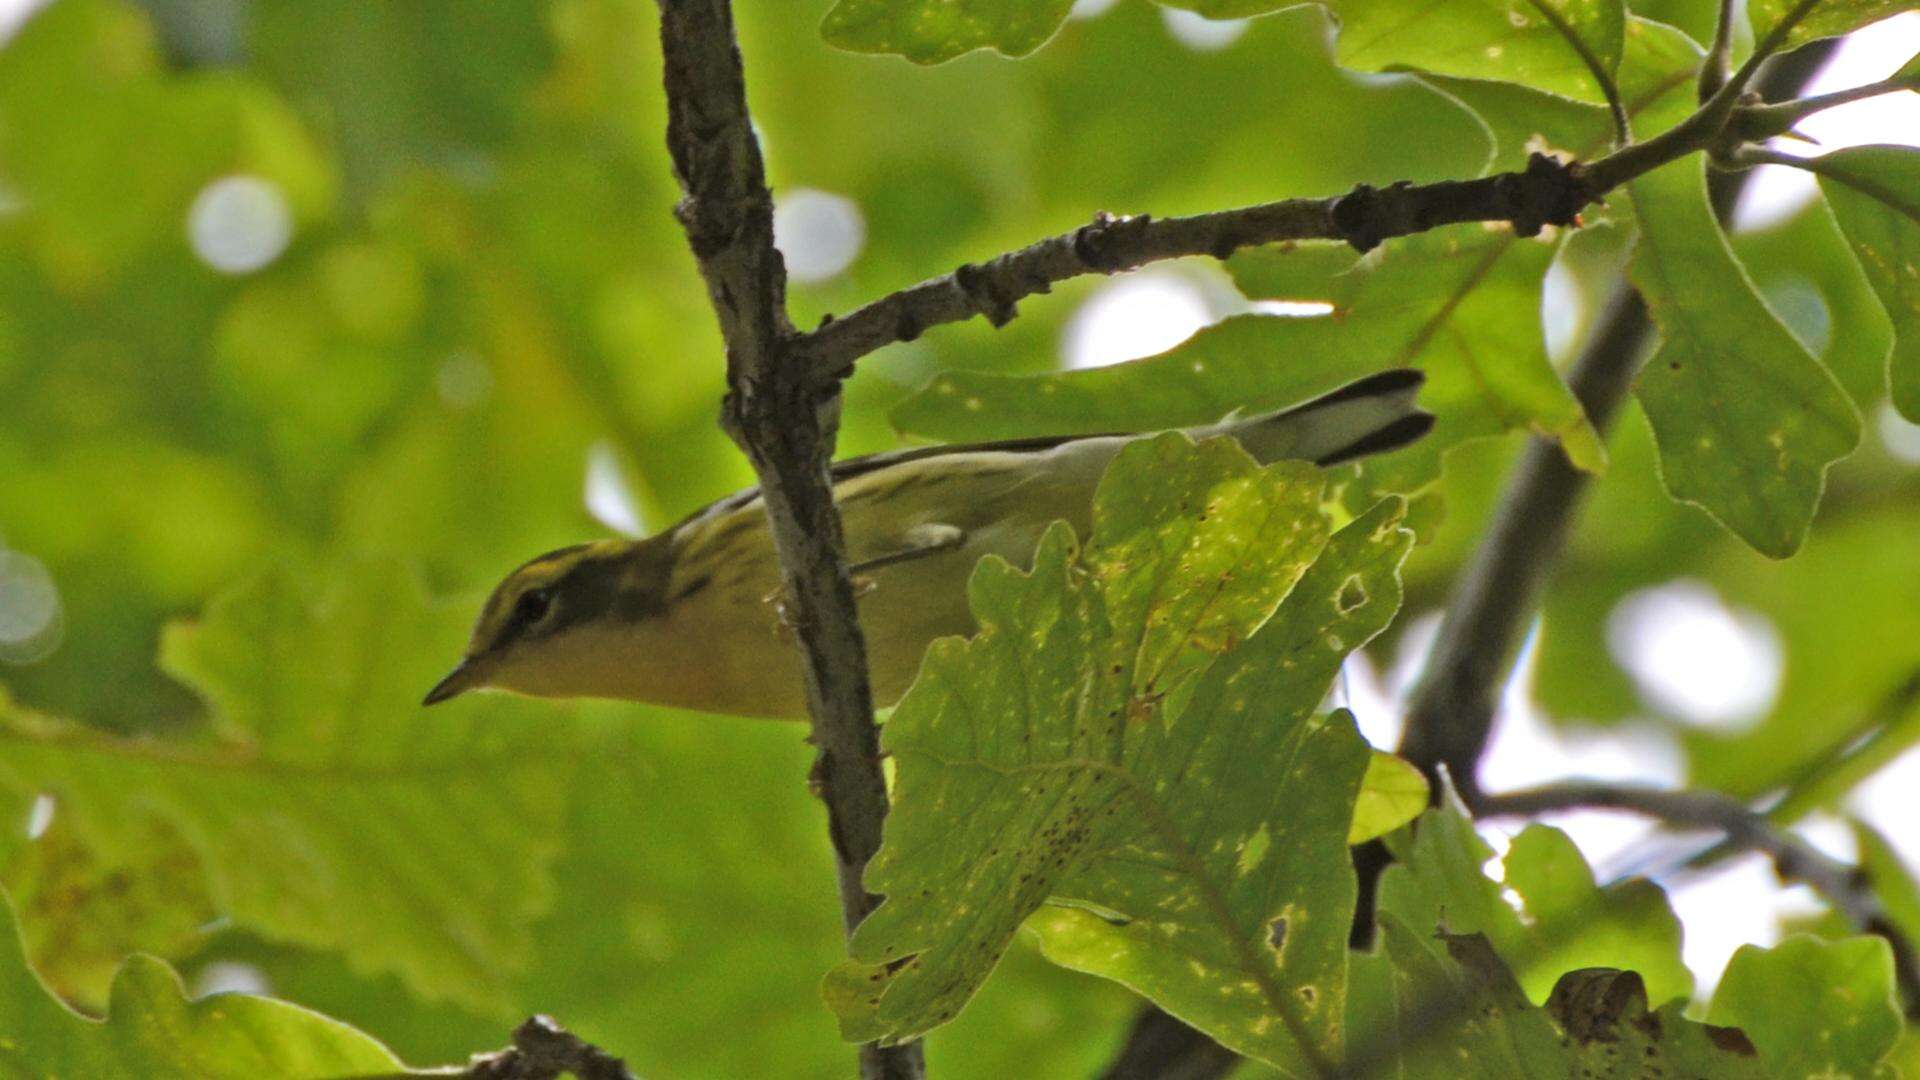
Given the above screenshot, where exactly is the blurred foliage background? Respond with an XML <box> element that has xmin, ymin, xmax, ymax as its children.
<box><xmin>1</xmin><ymin>0</ymin><xmax>1917</xmax><ymax>1074</ymax></box>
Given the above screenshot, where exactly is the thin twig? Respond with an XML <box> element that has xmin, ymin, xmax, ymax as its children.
<box><xmin>1328</xmin><ymin>778</ymin><xmax>1920</xmax><ymax>1076</ymax></box>
<box><xmin>653</xmin><ymin>2</ymin><xmax>922</xmax><ymax>1077</ymax></box>
<box><xmin>1730</xmin><ymin>144</ymin><xmax>1920</xmax><ymax>222</ymax></box>
<box><xmin>1736</xmin><ymin>74</ymin><xmax>1920</xmax><ymax>139</ymax></box>
<box><xmin>802</xmin><ymin>41</ymin><xmax>1819</xmax><ymax>388</ymax></box>
<box><xmin>1476</xmin><ymin>783</ymin><xmax>1920</xmax><ymax>1011</ymax></box>
<box><xmin>1393</xmin><ymin>283</ymin><xmax>1649</xmax><ymax>804</ymax></box>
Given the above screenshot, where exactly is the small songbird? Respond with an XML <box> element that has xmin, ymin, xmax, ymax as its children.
<box><xmin>423</xmin><ymin>369</ymin><xmax>1432</xmax><ymax>719</ymax></box>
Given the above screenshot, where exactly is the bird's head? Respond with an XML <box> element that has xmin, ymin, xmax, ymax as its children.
<box><xmin>423</xmin><ymin>538</ymin><xmax>674</xmax><ymax>706</ymax></box>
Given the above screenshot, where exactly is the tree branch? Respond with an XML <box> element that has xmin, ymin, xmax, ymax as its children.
<box><xmin>1393</xmin><ymin>284</ymin><xmax>1649</xmax><ymax>800</ymax></box>
<box><xmin>653</xmin><ymin>2</ymin><xmax>922</xmax><ymax>1077</ymax></box>
<box><xmin>1476</xmin><ymin>783</ymin><xmax>1920</xmax><ymax>1011</ymax></box>
<box><xmin>800</xmin><ymin>38</ymin><xmax>1831</xmax><ymax>388</ymax></box>
<box><xmin>799</xmin><ymin>154</ymin><xmax>1591</xmax><ymax>380</ymax></box>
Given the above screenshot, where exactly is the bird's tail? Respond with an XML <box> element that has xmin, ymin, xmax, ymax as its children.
<box><xmin>1198</xmin><ymin>369</ymin><xmax>1433</xmax><ymax>467</ymax></box>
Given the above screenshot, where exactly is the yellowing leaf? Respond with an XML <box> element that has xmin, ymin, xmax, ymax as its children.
<box><xmin>1348</xmin><ymin>751</ymin><xmax>1427</xmax><ymax>844</ymax></box>
<box><xmin>828</xmin><ymin>434</ymin><xmax>1413</xmax><ymax>1070</ymax></box>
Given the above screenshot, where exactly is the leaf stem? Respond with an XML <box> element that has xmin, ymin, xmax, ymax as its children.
<box><xmin>1735</xmin><ymin>75</ymin><xmax>1920</xmax><ymax>139</ymax></box>
<box><xmin>1728</xmin><ymin>144</ymin><xmax>1920</xmax><ymax>223</ymax></box>
<box><xmin>1519</xmin><ymin>0</ymin><xmax>1629</xmax><ymax>144</ymax></box>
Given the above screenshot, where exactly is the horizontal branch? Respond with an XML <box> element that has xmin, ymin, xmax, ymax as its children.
<box><xmin>799</xmin><ymin>48</ymin><xmax>1808</xmax><ymax>386</ymax></box>
<box><xmin>800</xmin><ymin>152</ymin><xmax>1596</xmax><ymax>380</ymax></box>
<box><xmin>1477</xmin><ymin>783</ymin><xmax>1920</xmax><ymax>1012</ymax></box>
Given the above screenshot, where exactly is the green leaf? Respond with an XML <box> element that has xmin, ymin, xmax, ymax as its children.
<box><xmin>1850</xmin><ymin>818</ymin><xmax>1920</xmax><ymax>945</ymax></box>
<box><xmin>895</xmin><ymin>228</ymin><xmax>1602</xmax><ymax>499</ymax></box>
<box><xmin>1210</xmin><ymin>0</ymin><xmax>1629</xmax><ymax>106</ymax></box>
<box><xmin>1378</xmin><ymin>806</ymin><xmax>1691</xmax><ymax>1006</ymax></box>
<box><xmin>0</xmin><ymin>563</ymin><xmax>571</xmax><ymax>1015</ymax></box>
<box><xmin>819</xmin><ymin>0</ymin><xmax>1075</xmax><ymax>63</ymax></box>
<box><xmin>1737</xmin><ymin>178</ymin><xmax>1899</xmax><ymax>408</ymax></box>
<box><xmin>828</xmin><ymin>434</ymin><xmax>1413</xmax><ymax>1069</ymax></box>
<box><xmin>1627</xmin><ymin>156</ymin><xmax>1861</xmax><ymax>557</ymax></box>
<box><xmin>1349</xmin><ymin>751</ymin><xmax>1428</xmax><ymax>844</ymax></box>
<box><xmin>1496</xmin><ymin>825</ymin><xmax>1692</xmax><ymax>1005</ymax></box>
<box><xmin>1813</xmin><ymin>145</ymin><xmax>1920</xmax><ymax>422</ymax></box>
<box><xmin>1347</xmin><ymin>920</ymin><xmax>1765</xmax><ymax>1078</ymax></box>
<box><xmin>1707</xmin><ymin>934</ymin><xmax>1902</xmax><ymax>1078</ymax></box>
<box><xmin>0</xmin><ymin>885</ymin><xmax>409</xmax><ymax>1079</ymax></box>
<box><xmin>1748</xmin><ymin>0</ymin><xmax>1920</xmax><ymax>51</ymax></box>
<box><xmin>1853</xmin><ymin>820</ymin><xmax>1920</xmax><ymax>952</ymax></box>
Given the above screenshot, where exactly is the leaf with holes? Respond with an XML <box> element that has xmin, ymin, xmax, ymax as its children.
<box><xmin>1814</xmin><ymin>145</ymin><xmax>1920</xmax><ymax>422</ymax></box>
<box><xmin>0</xmin><ymin>885</ymin><xmax>410</xmax><ymax>1078</ymax></box>
<box><xmin>1628</xmin><ymin>157</ymin><xmax>1860</xmax><ymax>557</ymax></box>
<box><xmin>825</xmin><ymin>434</ymin><xmax>1412</xmax><ymax>1071</ymax></box>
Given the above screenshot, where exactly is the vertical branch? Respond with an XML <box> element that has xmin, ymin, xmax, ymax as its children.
<box><xmin>654</xmin><ymin>3</ymin><xmax>923</xmax><ymax>1077</ymax></box>
<box><xmin>1394</xmin><ymin>287</ymin><xmax>1649</xmax><ymax>799</ymax></box>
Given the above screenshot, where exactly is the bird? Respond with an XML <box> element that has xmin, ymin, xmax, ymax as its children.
<box><xmin>423</xmin><ymin>369</ymin><xmax>1432</xmax><ymax>719</ymax></box>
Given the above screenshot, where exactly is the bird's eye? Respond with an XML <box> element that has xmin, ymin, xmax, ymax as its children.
<box><xmin>512</xmin><ymin>589</ymin><xmax>553</xmax><ymax>626</ymax></box>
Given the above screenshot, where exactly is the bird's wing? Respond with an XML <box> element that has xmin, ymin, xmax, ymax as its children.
<box><xmin>689</xmin><ymin>429</ymin><xmax>1126</xmax><ymax>524</ymax></box>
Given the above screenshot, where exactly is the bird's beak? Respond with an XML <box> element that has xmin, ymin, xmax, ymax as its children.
<box><xmin>422</xmin><ymin>660</ymin><xmax>480</xmax><ymax>707</ymax></box>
